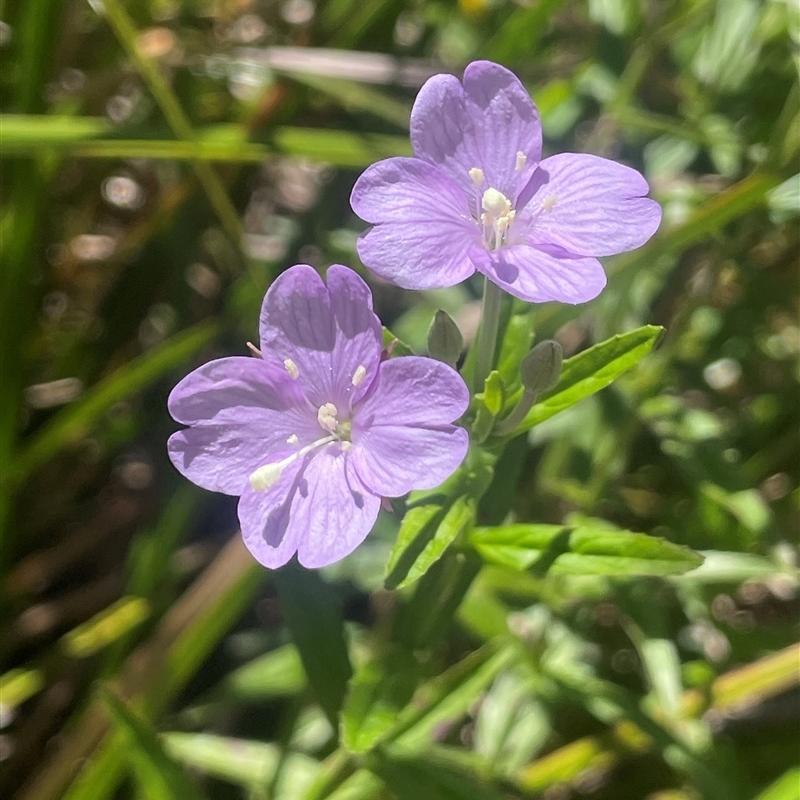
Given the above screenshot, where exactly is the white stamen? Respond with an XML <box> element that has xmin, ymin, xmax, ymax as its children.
<box><xmin>249</xmin><ymin>434</ymin><xmax>335</xmax><ymax>492</ymax></box>
<box><xmin>469</xmin><ymin>167</ymin><xmax>484</xmax><ymax>186</ymax></box>
<box><xmin>317</xmin><ymin>402</ymin><xmax>338</xmax><ymax>433</ymax></box>
<box><xmin>515</xmin><ymin>151</ymin><xmax>527</xmax><ymax>171</ymax></box>
<box><xmin>283</xmin><ymin>358</ymin><xmax>299</xmax><ymax>379</ymax></box>
<box><xmin>352</xmin><ymin>365</ymin><xmax>367</xmax><ymax>386</ymax></box>
<box><xmin>542</xmin><ymin>194</ymin><xmax>558</xmax><ymax>212</ymax></box>
<box><xmin>287</xmin><ymin>433</ymin><xmax>299</xmax><ymax>445</ymax></box>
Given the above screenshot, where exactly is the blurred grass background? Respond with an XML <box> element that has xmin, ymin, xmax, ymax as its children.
<box><xmin>0</xmin><ymin>0</ymin><xmax>798</xmax><ymax>798</ymax></box>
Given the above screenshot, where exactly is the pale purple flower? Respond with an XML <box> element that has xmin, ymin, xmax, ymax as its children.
<box><xmin>168</xmin><ymin>264</ymin><xmax>469</xmax><ymax>569</ymax></box>
<box><xmin>350</xmin><ymin>60</ymin><xmax>661</xmax><ymax>304</ymax></box>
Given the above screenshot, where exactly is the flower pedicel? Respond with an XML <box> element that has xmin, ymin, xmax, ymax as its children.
<box><xmin>168</xmin><ymin>265</ymin><xmax>469</xmax><ymax>568</ymax></box>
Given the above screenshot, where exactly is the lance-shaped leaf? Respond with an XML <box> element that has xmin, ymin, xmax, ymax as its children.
<box><xmin>341</xmin><ymin>645</ymin><xmax>422</xmax><ymax>754</ymax></box>
<box><xmin>385</xmin><ymin>449</ymin><xmax>495</xmax><ymax>590</ymax></box>
<box><xmin>273</xmin><ymin>565</ymin><xmax>352</xmax><ymax>728</ymax></box>
<box><xmin>470</xmin><ymin>524</ymin><xmax>703</xmax><ymax>576</ymax></box>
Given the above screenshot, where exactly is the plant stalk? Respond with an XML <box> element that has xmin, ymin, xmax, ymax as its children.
<box><xmin>473</xmin><ymin>277</ymin><xmax>504</xmax><ymax>393</ymax></box>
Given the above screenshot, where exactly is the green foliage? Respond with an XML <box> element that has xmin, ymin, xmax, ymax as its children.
<box><xmin>2</xmin><ymin>0</ymin><xmax>798</xmax><ymax>799</ymax></box>
<box><xmin>470</xmin><ymin>523</ymin><xmax>704</xmax><ymax>575</ymax></box>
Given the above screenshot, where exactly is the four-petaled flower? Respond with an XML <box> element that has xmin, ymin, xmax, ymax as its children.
<box><xmin>168</xmin><ymin>265</ymin><xmax>469</xmax><ymax>568</ymax></box>
<box><xmin>350</xmin><ymin>60</ymin><xmax>661</xmax><ymax>304</ymax></box>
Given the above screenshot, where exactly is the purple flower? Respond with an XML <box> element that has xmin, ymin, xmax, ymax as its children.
<box><xmin>350</xmin><ymin>60</ymin><xmax>661</xmax><ymax>304</ymax></box>
<box><xmin>168</xmin><ymin>265</ymin><xmax>469</xmax><ymax>569</ymax></box>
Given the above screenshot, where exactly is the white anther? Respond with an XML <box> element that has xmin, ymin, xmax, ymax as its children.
<box><xmin>352</xmin><ymin>365</ymin><xmax>367</xmax><ymax>386</ymax></box>
<box><xmin>286</xmin><ymin>433</ymin><xmax>299</xmax><ymax>445</ymax></box>
<box><xmin>249</xmin><ymin>463</ymin><xmax>283</xmax><ymax>491</ymax></box>
<box><xmin>469</xmin><ymin>167</ymin><xmax>485</xmax><ymax>186</ymax></box>
<box><xmin>317</xmin><ymin>402</ymin><xmax>339</xmax><ymax>433</ymax></box>
<box><xmin>482</xmin><ymin>188</ymin><xmax>512</xmax><ymax>218</ymax></box>
<box><xmin>541</xmin><ymin>194</ymin><xmax>558</xmax><ymax>212</ymax></box>
<box><xmin>515</xmin><ymin>151</ymin><xmax>527</xmax><ymax>171</ymax></box>
<box><xmin>283</xmin><ymin>358</ymin><xmax>299</xmax><ymax>379</ymax></box>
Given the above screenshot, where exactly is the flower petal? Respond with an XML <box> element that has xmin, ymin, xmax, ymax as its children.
<box><xmin>470</xmin><ymin>244</ymin><xmax>607</xmax><ymax>304</ymax></box>
<box><xmin>351</xmin><ymin>157</ymin><xmax>478</xmax><ymax>290</ymax></box>
<box><xmin>410</xmin><ymin>61</ymin><xmax>542</xmax><ymax>198</ymax></box>
<box><xmin>168</xmin><ymin>356</ymin><xmax>310</xmax><ymax>426</ymax></box>
<box><xmin>259</xmin><ymin>264</ymin><xmax>382</xmax><ymax>410</ymax></box>
<box><xmin>352</xmin><ymin>424</ymin><xmax>469</xmax><ymax>497</ymax></box>
<box><xmin>238</xmin><ymin>456</ymin><xmax>308</xmax><ymax>567</ymax></box>
<box><xmin>356</xmin><ymin>356</ymin><xmax>471</xmax><ymax>427</ymax></box>
<box><xmin>167</xmin><ymin>357</ymin><xmax>319</xmax><ymax>494</ymax></box>
<box><xmin>351</xmin><ymin>356</ymin><xmax>470</xmax><ymax>496</ymax></box>
<box><xmin>240</xmin><ymin>447</ymin><xmax>380</xmax><ymax>569</ymax></box>
<box><xmin>326</xmin><ymin>264</ymin><xmax>384</xmax><ymax>405</ymax></box>
<box><xmin>524</xmin><ymin>153</ymin><xmax>661</xmax><ymax>257</ymax></box>
<box><xmin>294</xmin><ymin>449</ymin><xmax>381</xmax><ymax>568</ymax></box>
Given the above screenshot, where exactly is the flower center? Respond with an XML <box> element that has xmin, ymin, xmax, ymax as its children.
<box><xmin>480</xmin><ymin>187</ymin><xmax>516</xmax><ymax>249</ymax></box>
<box><xmin>248</xmin><ymin>401</ymin><xmax>355</xmax><ymax>493</ymax></box>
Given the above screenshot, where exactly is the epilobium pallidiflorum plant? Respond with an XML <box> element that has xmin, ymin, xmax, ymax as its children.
<box><xmin>168</xmin><ymin>60</ymin><xmax>660</xmax><ymax>571</ymax></box>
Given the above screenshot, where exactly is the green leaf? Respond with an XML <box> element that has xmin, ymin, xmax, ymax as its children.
<box><xmin>470</xmin><ymin>524</ymin><xmax>703</xmax><ymax>576</ymax></box>
<box><xmin>62</xmin><ymin>597</ymin><xmax>150</xmax><ymax>658</ymax></box>
<box><xmin>274</xmin><ymin>565</ymin><xmax>352</xmax><ymax>728</ymax></box>
<box><xmin>385</xmin><ymin>446</ymin><xmax>495</xmax><ymax>590</ymax></box>
<box><xmin>385</xmin><ymin>504</ymin><xmax>445</xmax><ymax>589</ymax></box>
<box><xmin>391</xmin><ymin>643</ymin><xmax>517</xmax><ymax>750</ymax></box>
<box><xmin>367</xmin><ymin>750</ymin><xmax>507</xmax><ymax>800</ymax></box>
<box><xmin>341</xmin><ymin>645</ymin><xmax>421</xmax><ymax>754</ymax></box>
<box><xmin>481</xmin><ymin>371</ymin><xmax>504</xmax><ymax>417</ymax></box>
<box><xmin>163</xmin><ymin>733</ymin><xmax>319</xmax><ymax>794</ymax></box>
<box><xmin>223</xmin><ymin>643</ymin><xmax>307</xmax><ymax>700</ymax></box>
<box><xmin>394</xmin><ymin>496</ymin><xmax>476</xmax><ymax>591</ymax></box>
<box><xmin>0</xmin><ymin>115</ymin><xmax>411</xmax><ymax>167</ymax></box>
<box><xmin>9</xmin><ymin>321</ymin><xmax>219</xmax><ymax>486</ymax></box>
<box><xmin>754</xmin><ymin>767</ymin><xmax>800</xmax><ymax>800</ymax></box>
<box><xmin>495</xmin><ymin>307</ymin><xmax>536</xmax><ymax>392</ymax></box>
<box><xmin>99</xmin><ymin>688</ymin><xmax>206</xmax><ymax>800</ymax></box>
<box><xmin>513</xmin><ymin>325</ymin><xmax>663</xmax><ymax>435</ymax></box>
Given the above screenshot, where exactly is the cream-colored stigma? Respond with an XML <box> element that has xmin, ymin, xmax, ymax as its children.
<box><xmin>283</xmin><ymin>358</ymin><xmax>300</xmax><ymax>379</ymax></box>
<box><xmin>515</xmin><ymin>151</ymin><xmax>527</xmax><ymax>172</ymax></box>
<box><xmin>482</xmin><ymin>188</ymin><xmax>512</xmax><ymax>218</ymax></box>
<box><xmin>249</xmin><ymin>462</ymin><xmax>283</xmax><ymax>491</ymax></box>
<box><xmin>317</xmin><ymin>402</ymin><xmax>339</xmax><ymax>433</ymax></box>
<box><xmin>469</xmin><ymin>167</ymin><xmax>485</xmax><ymax>186</ymax></box>
<box><xmin>481</xmin><ymin>188</ymin><xmax>516</xmax><ymax>238</ymax></box>
<box><xmin>352</xmin><ymin>364</ymin><xmax>367</xmax><ymax>387</ymax></box>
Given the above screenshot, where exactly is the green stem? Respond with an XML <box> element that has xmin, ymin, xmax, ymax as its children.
<box><xmin>473</xmin><ymin>277</ymin><xmax>504</xmax><ymax>393</ymax></box>
<box><xmin>495</xmin><ymin>388</ymin><xmax>537</xmax><ymax>438</ymax></box>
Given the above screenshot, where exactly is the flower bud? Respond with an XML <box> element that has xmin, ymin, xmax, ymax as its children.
<box><xmin>427</xmin><ymin>310</ymin><xmax>463</xmax><ymax>368</ymax></box>
<box><xmin>520</xmin><ymin>339</ymin><xmax>563</xmax><ymax>395</ymax></box>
